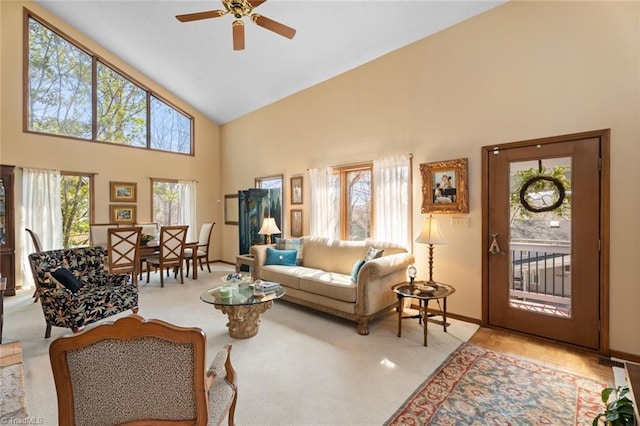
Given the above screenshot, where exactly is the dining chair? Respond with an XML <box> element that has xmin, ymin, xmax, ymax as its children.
<box><xmin>135</xmin><ymin>222</ymin><xmax>160</xmax><ymax>280</ymax></box>
<box><xmin>146</xmin><ymin>225</ymin><xmax>188</xmax><ymax>287</ymax></box>
<box><xmin>185</xmin><ymin>222</ymin><xmax>215</xmax><ymax>277</ymax></box>
<box><xmin>90</xmin><ymin>223</ymin><xmax>120</xmax><ymax>248</ymax></box>
<box><xmin>25</xmin><ymin>228</ymin><xmax>44</xmax><ymax>302</ymax></box>
<box><xmin>49</xmin><ymin>314</ymin><xmax>238</xmax><ymax>426</ymax></box>
<box><xmin>107</xmin><ymin>226</ymin><xmax>142</xmax><ymax>287</ymax></box>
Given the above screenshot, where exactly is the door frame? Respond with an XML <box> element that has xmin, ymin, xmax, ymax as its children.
<box><xmin>481</xmin><ymin>129</ymin><xmax>610</xmax><ymax>355</ymax></box>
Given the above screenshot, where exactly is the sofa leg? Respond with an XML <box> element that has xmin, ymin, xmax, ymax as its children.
<box><xmin>133</xmin><ymin>307</ymin><xmax>139</xmax><ymax>314</ymax></box>
<box><xmin>45</xmin><ymin>324</ymin><xmax>52</xmax><ymax>339</ymax></box>
<box><xmin>356</xmin><ymin>319</ymin><xmax>370</xmax><ymax>335</ymax></box>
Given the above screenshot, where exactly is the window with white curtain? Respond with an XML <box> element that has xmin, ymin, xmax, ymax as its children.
<box><xmin>309</xmin><ymin>154</ymin><xmax>411</xmax><ymax>246</ymax></box>
<box><xmin>21</xmin><ymin>168</ymin><xmax>64</xmax><ymax>286</ymax></box>
<box><xmin>152</xmin><ymin>179</ymin><xmax>197</xmax><ymax>241</ymax></box>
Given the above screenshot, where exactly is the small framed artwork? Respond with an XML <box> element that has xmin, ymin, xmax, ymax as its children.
<box><xmin>224</xmin><ymin>194</ymin><xmax>239</xmax><ymax>225</ymax></box>
<box><xmin>110</xmin><ymin>181</ymin><xmax>137</xmax><ymax>203</ymax></box>
<box><xmin>110</xmin><ymin>204</ymin><xmax>137</xmax><ymax>224</ymax></box>
<box><xmin>420</xmin><ymin>158</ymin><xmax>469</xmax><ymax>214</ymax></box>
<box><xmin>291</xmin><ymin>209</ymin><xmax>303</xmax><ymax>237</ymax></box>
<box><xmin>291</xmin><ymin>176</ymin><xmax>303</xmax><ymax>205</ymax></box>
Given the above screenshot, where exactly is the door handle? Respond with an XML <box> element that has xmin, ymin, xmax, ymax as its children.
<box><xmin>489</xmin><ymin>233</ymin><xmax>505</xmax><ymax>255</ymax></box>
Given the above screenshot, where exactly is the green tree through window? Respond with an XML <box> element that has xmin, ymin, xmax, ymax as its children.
<box><xmin>27</xmin><ymin>14</ymin><xmax>193</xmax><ymax>154</ymax></box>
<box><xmin>60</xmin><ymin>174</ymin><xmax>91</xmax><ymax>248</ymax></box>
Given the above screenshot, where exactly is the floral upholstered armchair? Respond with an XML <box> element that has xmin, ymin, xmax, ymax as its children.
<box><xmin>28</xmin><ymin>246</ymin><xmax>139</xmax><ymax>338</ymax></box>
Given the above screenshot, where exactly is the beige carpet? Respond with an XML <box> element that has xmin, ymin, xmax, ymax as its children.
<box><xmin>3</xmin><ymin>263</ymin><xmax>479</xmax><ymax>426</ymax></box>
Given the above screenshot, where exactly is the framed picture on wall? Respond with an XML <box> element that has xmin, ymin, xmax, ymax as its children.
<box><xmin>420</xmin><ymin>158</ymin><xmax>469</xmax><ymax>214</ymax></box>
<box><xmin>291</xmin><ymin>176</ymin><xmax>303</xmax><ymax>205</ymax></box>
<box><xmin>110</xmin><ymin>181</ymin><xmax>137</xmax><ymax>203</ymax></box>
<box><xmin>291</xmin><ymin>209</ymin><xmax>303</xmax><ymax>237</ymax></box>
<box><xmin>110</xmin><ymin>204</ymin><xmax>137</xmax><ymax>224</ymax></box>
<box><xmin>224</xmin><ymin>194</ymin><xmax>239</xmax><ymax>225</ymax></box>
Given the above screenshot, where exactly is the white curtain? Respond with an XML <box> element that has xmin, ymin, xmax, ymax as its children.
<box><xmin>21</xmin><ymin>168</ymin><xmax>63</xmax><ymax>287</ymax></box>
<box><xmin>178</xmin><ymin>180</ymin><xmax>197</xmax><ymax>242</ymax></box>
<box><xmin>308</xmin><ymin>166</ymin><xmax>339</xmax><ymax>239</ymax></box>
<box><xmin>373</xmin><ymin>154</ymin><xmax>411</xmax><ymax>249</ymax></box>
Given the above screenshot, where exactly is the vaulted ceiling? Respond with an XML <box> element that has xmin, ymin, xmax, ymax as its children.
<box><xmin>35</xmin><ymin>0</ymin><xmax>506</xmax><ymax>124</ymax></box>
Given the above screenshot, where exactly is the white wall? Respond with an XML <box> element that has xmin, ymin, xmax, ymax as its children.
<box><xmin>221</xmin><ymin>1</ymin><xmax>640</xmax><ymax>356</ymax></box>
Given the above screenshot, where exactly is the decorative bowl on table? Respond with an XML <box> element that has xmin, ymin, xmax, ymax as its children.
<box><xmin>140</xmin><ymin>234</ymin><xmax>154</xmax><ymax>246</ymax></box>
<box><xmin>221</xmin><ymin>273</ymin><xmax>252</xmax><ymax>286</ymax></box>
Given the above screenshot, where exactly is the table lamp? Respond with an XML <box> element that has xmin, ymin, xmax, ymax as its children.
<box><xmin>415</xmin><ymin>215</ymin><xmax>446</xmax><ymax>284</ymax></box>
<box><xmin>258</xmin><ymin>217</ymin><xmax>280</xmax><ymax>244</ymax></box>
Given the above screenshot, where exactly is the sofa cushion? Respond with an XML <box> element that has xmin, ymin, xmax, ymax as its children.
<box><xmin>275</xmin><ymin>238</ymin><xmax>304</xmax><ymax>265</ymax></box>
<box><xmin>265</xmin><ymin>248</ymin><xmax>297</xmax><ymax>266</ymax></box>
<box><xmin>50</xmin><ymin>268</ymin><xmax>81</xmax><ymax>293</ymax></box>
<box><xmin>299</xmin><ymin>273</ymin><xmax>357</xmax><ymax>303</ymax></box>
<box><xmin>351</xmin><ymin>259</ymin><xmax>366</xmax><ymax>282</ymax></box>
<box><xmin>303</xmin><ymin>237</ymin><xmax>368</xmax><ymax>275</ymax></box>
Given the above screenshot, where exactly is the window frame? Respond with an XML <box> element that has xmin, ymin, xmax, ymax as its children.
<box><xmin>23</xmin><ymin>9</ymin><xmax>194</xmax><ymax>156</ymax></box>
<box><xmin>335</xmin><ymin>162</ymin><xmax>374</xmax><ymax>241</ymax></box>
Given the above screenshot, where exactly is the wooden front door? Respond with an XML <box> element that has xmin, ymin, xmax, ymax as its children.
<box><xmin>482</xmin><ymin>130</ymin><xmax>609</xmax><ymax>352</ymax></box>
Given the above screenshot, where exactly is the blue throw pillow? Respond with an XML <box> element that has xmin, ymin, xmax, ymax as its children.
<box><xmin>51</xmin><ymin>267</ymin><xmax>81</xmax><ymax>293</ymax></box>
<box><xmin>265</xmin><ymin>247</ymin><xmax>298</xmax><ymax>266</ymax></box>
<box><xmin>351</xmin><ymin>259</ymin><xmax>366</xmax><ymax>282</ymax></box>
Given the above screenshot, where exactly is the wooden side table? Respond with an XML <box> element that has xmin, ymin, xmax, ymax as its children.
<box><xmin>392</xmin><ymin>281</ymin><xmax>455</xmax><ymax>346</ymax></box>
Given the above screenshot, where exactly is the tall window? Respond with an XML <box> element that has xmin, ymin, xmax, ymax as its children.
<box><xmin>339</xmin><ymin>165</ymin><xmax>372</xmax><ymax>240</ymax></box>
<box><xmin>152</xmin><ymin>179</ymin><xmax>196</xmax><ymax>238</ymax></box>
<box><xmin>26</xmin><ymin>13</ymin><xmax>193</xmax><ymax>155</ymax></box>
<box><xmin>152</xmin><ymin>180</ymin><xmax>182</xmax><ymax>226</ymax></box>
<box><xmin>60</xmin><ymin>174</ymin><xmax>93</xmax><ymax>248</ymax></box>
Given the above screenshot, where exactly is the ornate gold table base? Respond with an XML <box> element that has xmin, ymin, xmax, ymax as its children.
<box><xmin>215</xmin><ymin>300</ymin><xmax>273</xmax><ymax>338</ymax></box>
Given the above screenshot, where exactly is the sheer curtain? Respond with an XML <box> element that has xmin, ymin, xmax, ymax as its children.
<box><xmin>373</xmin><ymin>154</ymin><xmax>411</xmax><ymax>249</ymax></box>
<box><xmin>308</xmin><ymin>166</ymin><xmax>339</xmax><ymax>239</ymax></box>
<box><xmin>178</xmin><ymin>180</ymin><xmax>197</xmax><ymax>242</ymax></box>
<box><xmin>21</xmin><ymin>168</ymin><xmax>63</xmax><ymax>287</ymax></box>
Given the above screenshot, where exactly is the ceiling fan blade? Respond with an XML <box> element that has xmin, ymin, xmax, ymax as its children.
<box><xmin>176</xmin><ymin>10</ymin><xmax>227</xmax><ymax>23</ymax></box>
<box><xmin>232</xmin><ymin>20</ymin><xmax>245</xmax><ymax>51</ymax></box>
<box><xmin>251</xmin><ymin>14</ymin><xmax>296</xmax><ymax>39</ymax></box>
<box><xmin>248</xmin><ymin>0</ymin><xmax>267</xmax><ymax>8</ymax></box>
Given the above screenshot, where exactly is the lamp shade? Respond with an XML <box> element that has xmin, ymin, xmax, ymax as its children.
<box><xmin>415</xmin><ymin>215</ymin><xmax>446</xmax><ymax>245</ymax></box>
<box><xmin>258</xmin><ymin>217</ymin><xmax>281</xmax><ymax>235</ymax></box>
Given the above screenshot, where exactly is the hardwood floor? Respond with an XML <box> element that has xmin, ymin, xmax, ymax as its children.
<box><xmin>469</xmin><ymin>326</ymin><xmax>614</xmax><ymax>384</ymax></box>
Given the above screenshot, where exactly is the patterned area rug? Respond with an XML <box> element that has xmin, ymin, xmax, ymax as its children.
<box><xmin>386</xmin><ymin>343</ymin><xmax>610</xmax><ymax>425</ymax></box>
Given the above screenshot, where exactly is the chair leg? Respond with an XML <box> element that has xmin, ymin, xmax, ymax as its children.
<box><xmin>186</xmin><ymin>259</ymin><xmax>190</xmax><ymax>277</ymax></box>
<box><xmin>45</xmin><ymin>323</ymin><xmax>52</xmax><ymax>339</ymax></box>
<box><xmin>179</xmin><ymin>265</ymin><xmax>184</xmax><ymax>284</ymax></box>
<box><xmin>160</xmin><ymin>269</ymin><xmax>164</xmax><ymax>288</ymax></box>
<box><xmin>32</xmin><ymin>287</ymin><xmax>40</xmax><ymax>303</ymax></box>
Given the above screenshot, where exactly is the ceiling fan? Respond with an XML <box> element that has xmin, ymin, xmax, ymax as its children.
<box><xmin>176</xmin><ymin>0</ymin><xmax>296</xmax><ymax>51</ymax></box>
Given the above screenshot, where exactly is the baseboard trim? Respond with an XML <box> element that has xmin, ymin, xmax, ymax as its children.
<box><xmin>610</xmin><ymin>349</ymin><xmax>640</xmax><ymax>364</ymax></box>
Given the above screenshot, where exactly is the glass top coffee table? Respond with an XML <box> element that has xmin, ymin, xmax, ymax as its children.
<box><xmin>200</xmin><ymin>283</ymin><xmax>285</xmax><ymax>339</ymax></box>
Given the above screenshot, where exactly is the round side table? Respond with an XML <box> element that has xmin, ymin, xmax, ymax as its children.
<box><xmin>392</xmin><ymin>281</ymin><xmax>455</xmax><ymax>346</ymax></box>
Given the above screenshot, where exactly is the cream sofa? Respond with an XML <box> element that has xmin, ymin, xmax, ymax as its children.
<box><xmin>249</xmin><ymin>236</ymin><xmax>414</xmax><ymax>335</ymax></box>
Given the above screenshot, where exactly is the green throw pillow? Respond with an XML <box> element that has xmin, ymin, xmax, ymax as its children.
<box><xmin>351</xmin><ymin>259</ymin><xmax>366</xmax><ymax>282</ymax></box>
<box><xmin>265</xmin><ymin>247</ymin><xmax>298</xmax><ymax>266</ymax></box>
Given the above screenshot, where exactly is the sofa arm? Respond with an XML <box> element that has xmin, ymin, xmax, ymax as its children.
<box><xmin>248</xmin><ymin>244</ymin><xmax>275</xmax><ymax>279</ymax></box>
<box><xmin>355</xmin><ymin>252</ymin><xmax>415</xmax><ymax>316</ymax></box>
<box><xmin>359</xmin><ymin>253</ymin><xmax>414</xmax><ymax>279</ymax></box>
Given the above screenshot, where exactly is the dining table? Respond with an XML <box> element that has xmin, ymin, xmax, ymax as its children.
<box><xmin>139</xmin><ymin>241</ymin><xmax>199</xmax><ymax>279</ymax></box>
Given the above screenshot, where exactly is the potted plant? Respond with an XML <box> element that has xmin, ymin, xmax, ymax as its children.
<box><xmin>592</xmin><ymin>385</ymin><xmax>635</xmax><ymax>425</ymax></box>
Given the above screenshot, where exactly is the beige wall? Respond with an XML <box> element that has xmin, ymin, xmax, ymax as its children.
<box><xmin>221</xmin><ymin>1</ymin><xmax>640</xmax><ymax>355</ymax></box>
<box><xmin>1</xmin><ymin>1</ymin><xmax>223</xmax><ymax>284</ymax></box>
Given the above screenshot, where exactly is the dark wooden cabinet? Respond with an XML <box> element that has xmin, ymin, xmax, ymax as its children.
<box><xmin>0</xmin><ymin>165</ymin><xmax>16</xmax><ymax>296</ymax></box>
